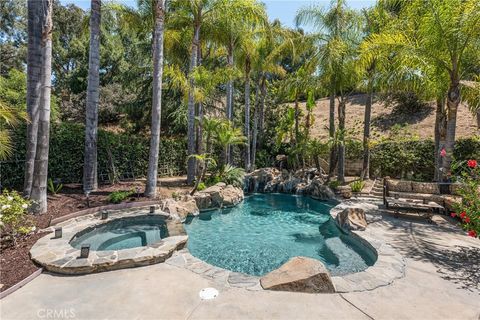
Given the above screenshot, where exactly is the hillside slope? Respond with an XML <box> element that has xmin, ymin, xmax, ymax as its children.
<box><xmin>297</xmin><ymin>94</ymin><xmax>479</xmax><ymax>140</ymax></box>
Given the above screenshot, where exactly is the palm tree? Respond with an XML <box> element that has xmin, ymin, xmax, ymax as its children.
<box><xmin>215</xmin><ymin>120</ymin><xmax>247</xmax><ymax>167</ymax></box>
<box><xmin>145</xmin><ymin>0</ymin><xmax>166</xmax><ymax>198</ymax></box>
<box><xmin>0</xmin><ymin>103</ymin><xmax>27</xmax><ymax>160</ymax></box>
<box><xmin>362</xmin><ymin>0</ymin><xmax>480</xmax><ymax>180</ymax></box>
<box><xmin>201</xmin><ymin>116</ymin><xmax>222</xmax><ymax>154</ymax></box>
<box><xmin>188</xmin><ymin>153</ymin><xmax>216</xmax><ymax>195</ymax></box>
<box><xmin>83</xmin><ymin>0</ymin><xmax>101</xmax><ymax>194</ymax></box>
<box><xmin>28</xmin><ymin>0</ymin><xmax>53</xmax><ymax>213</ymax></box>
<box><xmin>24</xmin><ymin>0</ymin><xmax>44</xmax><ymax>197</ymax></box>
<box><xmin>296</xmin><ymin>0</ymin><xmax>361</xmax><ymax>182</ymax></box>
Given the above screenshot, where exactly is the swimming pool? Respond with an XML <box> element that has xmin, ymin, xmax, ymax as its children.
<box><xmin>184</xmin><ymin>193</ymin><xmax>377</xmax><ymax>276</ymax></box>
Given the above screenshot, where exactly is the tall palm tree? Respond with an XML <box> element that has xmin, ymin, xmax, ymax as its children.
<box><xmin>215</xmin><ymin>121</ymin><xmax>247</xmax><ymax>168</ymax></box>
<box><xmin>362</xmin><ymin>0</ymin><xmax>480</xmax><ymax>180</ymax></box>
<box><xmin>296</xmin><ymin>0</ymin><xmax>361</xmax><ymax>182</ymax></box>
<box><xmin>145</xmin><ymin>0</ymin><xmax>166</xmax><ymax>198</ymax></box>
<box><xmin>83</xmin><ymin>0</ymin><xmax>101</xmax><ymax>193</ymax></box>
<box><xmin>24</xmin><ymin>0</ymin><xmax>44</xmax><ymax>197</ymax></box>
<box><xmin>169</xmin><ymin>0</ymin><xmax>223</xmax><ymax>184</ymax></box>
<box><xmin>29</xmin><ymin>0</ymin><xmax>53</xmax><ymax>213</ymax></box>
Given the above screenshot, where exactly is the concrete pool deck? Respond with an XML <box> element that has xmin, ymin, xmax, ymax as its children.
<box><xmin>1</xmin><ymin>199</ymin><xmax>479</xmax><ymax>319</ymax></box>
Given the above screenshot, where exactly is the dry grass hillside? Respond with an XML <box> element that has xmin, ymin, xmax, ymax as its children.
<box><xmin>296</xmin><ymin>94</ymin><xmax>479</xmax><ymax>140</ymax></box>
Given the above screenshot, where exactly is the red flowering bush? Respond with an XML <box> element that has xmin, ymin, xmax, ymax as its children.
<box><xmin>452</xmin><ymin>160</ymin><xmax>479</xmax><ymax>239</ymax></box>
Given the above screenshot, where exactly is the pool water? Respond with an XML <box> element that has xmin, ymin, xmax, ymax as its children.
<box><xmin>184</xmin><ymin>194</ymin><xmax>377</xmax><ymax>276</ymax></box>
<box><xmin>70</xmin><ymin>216</ymin><xmax>168</xmax><ymax>251</ymax></box>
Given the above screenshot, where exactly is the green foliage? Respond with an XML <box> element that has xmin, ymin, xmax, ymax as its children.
<box><xmin>328</xmin><ymin>180</ymin><xmax>341</xmax><ymax>190</ymax></box>
<box><xmin>217</xmin><ymin>165</ymin><xmax>246</xmax><ymax>188</ymax></box>
<box><xmin>350</xmin><ymin>180</ymin><xmax>365</xmax><ymax>192</ymax></box>
<box><xmin>47</xmin><ymin>178</ymin><xmax>63</xmax><ymax>195</ymax></box>
<box><xmin>0</xmin><ymin>189</ymin><xmax>34</xmax><ymax>237</ymax></box>
<box><xmin>108</xmin><ymin>190</ymin><xmax>134</xmax><ymax>204</ymax></box>
<box><xmin>1</xmin><ymin>123</ymin><xmax>187</xmax><ymax>188</ymax></box>
<box><xmin>452</xmin><ymin>160</ymin><xmax>479</xmax><ymax>238</ymax></box>
<box><xmin>197</xmin><ymin>182</ymin><xmax>206</xmax><ymax>191</ymax></box>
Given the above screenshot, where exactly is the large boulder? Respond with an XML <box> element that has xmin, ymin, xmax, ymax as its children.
<box><xmin>245</xmin><ymin>168</ymin><xmax>280</xmax><ymax>193</ymax></box>
<box><xmin>335</xmin><ymin>208</ymin><xmax>367</xmax><ymax>231</ymax></box>
<box><xmin>161</xmin><ymin>195</ymin><xmax>199</xmax><ymax>221</ymax></box>
<box><xmin>335</xmin><ymin>185</ymin><xmax>352</xmax><ymax>199</ymax></box>
<box><xmin>309</xmin><ymin>178</ymin><xmax>335</xmax><ymax>200</ymax></box>
<box><xmin>260</xmin><ymin>257</ymin><xmax>336</xmax><ymax>293</ymax></box>
<box><xmin>194</xmin><ymin>183</ymin><xmax>244</xmax><ymax>210</ymax></box>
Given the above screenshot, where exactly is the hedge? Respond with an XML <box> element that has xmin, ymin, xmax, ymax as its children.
<box><xmin>1</xmin><ymin>123</ymin><xmax>187</xmax><ymax>189</ymax></box>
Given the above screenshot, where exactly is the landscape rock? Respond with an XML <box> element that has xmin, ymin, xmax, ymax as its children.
<box><xmin>245</xmin><ymin>167</ymin><xmax>334</xmax><ymax>200</ymax></box>
<box><xmin>335</xmin><ymin>185</ymin><xmax>352</xmax><ymax>199</ymax></box>
<box><xmin>161</xmin><ymin>195</ymin><xmax>199</xmax><ymax>221</ymax></box>
<box><xmin>335</xmin><ymin>208</ymin><xmax>367</xmax><ymax>231</ymax></box>
<box><xmin>260</xmin><ymin>256</ymin><xmax>336</xmax><ymax>293</ymax></box>
<box><xmin>193</xmin><ymin>183</ymin><xmax>244</xmax><ymax>210</ymax></box>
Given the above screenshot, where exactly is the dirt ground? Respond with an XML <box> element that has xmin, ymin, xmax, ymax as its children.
<box><xmin>295</xmin><ymin>94</ymin><xmax>479</xmax><ymax>140</ymax></box>
<box><xmin>0</xmin><ymin>177</ymin><xmax>190</xmax><ymax>292</ymax></box>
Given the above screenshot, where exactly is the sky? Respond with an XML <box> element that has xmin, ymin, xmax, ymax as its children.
<box><xmin>61</xmin><ymin>0</ymin><xmax>377</xmax><ymax>29</ymax></box>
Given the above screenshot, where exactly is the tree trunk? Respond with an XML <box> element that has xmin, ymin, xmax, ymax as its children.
<box><xmin>258</xmin><ymin>75</ymin><xmax>266</xmax><ymax>146</ymax></box>
<box><xmin>244</xmin><ymin>58</ymin><xmax>251</xmax><ymax>172</ymax></box>
<box><xmin>294</xmin><ymin>95</ymin><xmax>299</xmax><ymax>145</ymax></box>
<box><xmin>443</xmin><ymin>79</ymin><xmax>460</xmax><ymax>181</ymax></box>
<box><xmin>251</xmin><ymin>75</ymin><xmax>261</xmax><ymax>170</ymax></box>
<box><xmin>30</xmin><ymin>0</ymin><xmax>53</xmax><ymax>214</ymax></box>
<box><xmin>145</xmin><ymin>0</ymin><xmax>165</xmax><ymax>198</ymax></box>
<box><xmin>361</xmin><ymin>89</ymin><xmax>372</xmax><ymax>180</ymax></box>
<box><xmin>24</xmin><ymin>0</ymin><xmax>43</xmax><ymax>197</ymax></box>
<box><xmin>226</xmin><ymin>43</ymin><xmax>234</xmax><ymax>121</ymax></box>
<box><xmin>434</xmin><ymin>97</ymin><xmax>446</xmax><ymax>181</ymax></box>
<box><xmin>477</xmin><ymin>109</ymin><xmax>480</xmax><ymax>129</ymax></box>
<box><xmin>225</xmin><ymin>43</ymin><xmax>234</xmax><ymax>165</ymax></box>
<box><xmin>337</xmin><ymin>98</ymin><xmax>346</xmax><ymax>184</ymax></box>
<box><xmin>186</xmin><ymin>22</ymin><xmax>200</xmax><ymax>184</ymax></box>
<box><xmin>327</xmin><ymin>90</ymin><xmax>336</xmax><ymax>179</ymax></box>
<box><xmin>195</xmin><ymin>42</ymin><xmax>204</xmax><ymax>159</ymax></box>
<box><xmin>83</xmin><ymin>0</ymin><xmax>101</xmax><ymax>193</ymax></box>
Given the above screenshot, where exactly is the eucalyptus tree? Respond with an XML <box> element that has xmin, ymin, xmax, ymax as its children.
<box><xmin>83</xmin><ymin>0</ymin><xmax>101</xmax><ymax>194</ymax></box>
<box><xmin>296</xmin><ymin>0</ymin><xmax>361</xmax><ymax>182</ymax></box>
<box><xmin>25</xmin><ymin>0</ymin><xmax>53</xmax><ymax>213</ymax></box>
<box><xmin>145</xmin><ymin>0</ymin><xmax>166</xmax><ymax>198</ymax></box>
<box><xmin>362</xmin><ymin>0</ymin><xmax>480</xmax><ymax>180</ymax></box>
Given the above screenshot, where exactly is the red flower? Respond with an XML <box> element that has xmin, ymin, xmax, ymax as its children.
<box><xmin>450</xmin><ymin>212</ymin><xmax>456</xmax><ymax>218</ymax></box>
<box><xmin>467</xmin><ymin>159</ymin><xmax>477</xmax><ymax>168</ymax></box>
<box><xmin>459</xmin><ymin>212</ymin><xmax>466</xmax><ymax>219</ymax></box>
<box><xmin>467</xmin><ymin>230</ymin><xmax>477</xmax><ymax>238</ymax></box>
<box><xmin>464</xmin><ymin>217</ymin><xmax>470</xmax><ymax>223</ymax></box>
<box><xmin>440</xmin><ymin>148</ymin><xmax>447</xmax><ymax>157</ymax></box>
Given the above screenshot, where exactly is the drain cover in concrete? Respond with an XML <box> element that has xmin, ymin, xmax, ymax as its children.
<box><xmin>199</xmin><ymin>287</ymin><xmax>218</xmax><ymax>300</ymax></box>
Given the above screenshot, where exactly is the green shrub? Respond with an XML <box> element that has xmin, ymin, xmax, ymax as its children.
<box><xmin>1</xmin><ymin>123</ymin><xmax>187</xmax><ymax>189</ymax></box>
<box><xmin>350</xmin><ymin>180</ymin><xmax>365</xmax><ymax>192</ymax></box>
<box><xmin>47</xmin><ymin>178</ymin><xmax>63</xmax><ymax>195</ymax></box>
<box><xmin>218</xmin><ymin>165</ymin><xmax>245</xmax><ymax>188</ymax></box>
<box><xmin>108</xmin><ymin>190</ymin><xmax>134</xmax><ymax>204</ymax></box>
<box><xmin>328</xmin><ymin>180</ymin><xmax>341</xmax><ymax>190</ymax></box>
<box><xmin>197</xmin><ymin>182</ymin><xmax>206</xmax><ymax>191</ymax></box>
<box><xmin>0</xmin><ymin>190</ymin><xmax>35</xmax><ymax>237</ymax></box>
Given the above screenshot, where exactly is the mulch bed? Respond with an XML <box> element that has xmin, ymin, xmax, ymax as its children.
<box><xmin>0</xmin><ymin>179</ymin><xmax>190</xmax><ymax>293</ymax></box>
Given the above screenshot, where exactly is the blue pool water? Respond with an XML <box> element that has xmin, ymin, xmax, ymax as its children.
<box><xmin>70</xmin><ymin>216</ymin><xmax>168</xmax><ymax>251</ymax></box>
<box><xmin>184</xmin><ymin>194</ymin><xmax>377</xmax><ymax>276</ymax></box>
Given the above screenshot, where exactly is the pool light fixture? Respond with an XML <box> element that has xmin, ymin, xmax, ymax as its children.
<box><xmin>54</xmin><ymin>227</ymin><xmax>62</xmax><ymax>239</ymax></box>
<box><xmin>149</xmin><ymin>206</ymin><xmax>155</xmax><ymax>214</ymax></box>
<box><xmin>101</xmin><ymin>210</ymin><xmax>108</xmax><ymax>220</ymax></box>
<box><xmin>80</xmin><ymin>244</ymin><xmax>90</xmax><ymax>258</ymax></box>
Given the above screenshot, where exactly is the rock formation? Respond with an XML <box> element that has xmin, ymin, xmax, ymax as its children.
<box><xmin>193</xmin><ymin>183</ymin><xmax>244</xmax><ymax>211</ymax></box>
<box><xmin>335</xmin><ymin>208</ymin><xmax>368</xmax><ymax>231</ymax></box>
